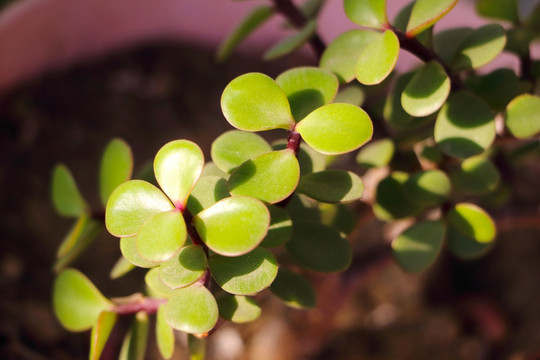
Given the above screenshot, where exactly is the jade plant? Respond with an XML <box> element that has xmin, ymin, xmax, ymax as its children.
<box><xmin>51</xmin><ymin>0</ymin><xmax>540</xmax><ymax>358</ymax></box>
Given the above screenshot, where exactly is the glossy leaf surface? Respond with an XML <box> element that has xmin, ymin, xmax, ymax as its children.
<box><xmin>447</xmin><ymin>203</ymin><xmax>496</xmax><ymax>243</ymax></box>
<box><xmin>296</xmin><ymin>103</ymin><xmax>373</xmax><ymax>154</ymax></box>
<box><xmin>145</xmin><ymin>268</ymin><xmax>176</xmax><ymax>298</ymax></box>
<box><xmin>159</xmin><ymin>245</ymin><xmax>207</xmax><ymax>289</ymax></box>
<box><xmin>51</xmin><ymin>164</ymin><xmax>87</xmax><ymax>217</ymax></box>
<box><xmin>264</xmin><ymin>20</ymin><xmax>317</xmax><ymax>60</ymax></box>
<box><xmin>356</xmin><ymin>138</ymin><xmax>394</xmax><ymax>168</ymax></box>
<box><xmin>164</xmin><ymin>285</ymin><xmax>219</xmax><ymax>334</ymax></box>
<box><xmin>217</xmin><ymin>295</ymin><xmax>261</xmax><ymax>323</ymax></box>
<box><xmin>187</xmin><ymin>176</ymin><xmax>230</xmax><ymax>215</ymax></box>
<box><xmin>392</xmin><ymin>221</ymin><xmax>445</xmax><ymax>272</ymax></box>
<box><xmin>298</xmin><ymin>170</ymin><xmax>364</xmax><ymax>203</ymax></box>
<box><xmin>343</xmin><ymin>0</ymin><xmax>387</xmax><ymax>29</ymax></box>
<box><xmin>211</xmin><ymin>130</ymin><xmax>271</xmax><ymax>173</ymax></box>
<box><xmin>106</xmin><ymin>180</ymin><xmax>174</xmax><ymax>237</ymax></box>
<box><xmin>119</xmin><ymin>312</ymin><xmax>148</xmax><ymax>360</ymax></box>
<box><xmin>447</xmin><ymin>223</ymin><xmax>493</xmax><ymax>259</ymax></box>
<box><xmin>402</xmin><ymin>62</ymin><xmax>450</xmax><ymax>117</ymax></box>
<box><xmin>334</xmin><ymin>84</ymin><xmax>365</xmax><ymax>105</ymax></box>
<box><xmin>136</xmin><ymin>210</ymin><xmax>186</xmax><ymax>263</ymax></box>
<box><xmin>53</xmin><ymin>269</ymin><xmax>111</xmax><ymax>331</ymax></box>
<box><xmin>194</xmin><ymin>196</ymin><xmax>270</xmax><ymax>256</ymax></box>
<box><xmin>434</xmin><ymin>91</ymin><xmax>495</xmax><ymax>159</ymax></box>
<box><xmin>453</xmin><ymin>24</ymin><xmax>506</xmax><ymax>70</ymax></box>
<box><xmin>120</xmin><ymin>236</ymin><xmax>159</xmax><ymax>269</ymax></box>
<box><xmin>90</xmin><ymin>311</ymin><xmax>117</xmax><ymax>360</ymax></box>
<box><xmin>221</xmin><ymin>73</ymin><xmax>294</xmax><ymax>131</ymax></box>
<box><xmin>406</xmin><ymin>0</ymin><xmax>458</xmax><ymax>36</ymax></box>
<box><xmin>452</xmin><ymin>156</ymin><xmax>500</xmax><ymax>194</ymax></box>
<box><xmin>209</xmin><ymin>247</ymin><xmax>278</xmax><ymax>295</ymax></box>
<box><xmin>355</xmin><ymin>30</ymin><xmax>399</xmax><ymax>85</ymax></box>
<box><xmin>260</xmin><ymin>205</ymin><xmax>293</xmax><ymax>247</ymax></box>
<box><xmin>156</xmin><ymin>306</ymin><xmax>175</xmax><ymax>359</ymax></box>
<box><xmin>403</xmin><ymin>170</ymin><xmax>451</xmax><ymax>206</ymax></box>
<box><xmin>505</xmin><ymin>94</ymin><xmax>540</xmax><ymax>138</ymax></box>
<box><xmin>270</xmin><ymin>268</ymin><xmax>316</xmax><ymax>309</ymax></box>
<box><xmin>272</xmin><ymin>140</ymin><xmax>327</xmax><ymax>176</ymax></box>
<box><xmin>99</xmin><ymin>138</ymin><xmax>133</xmax><ymax>206</ymax></box>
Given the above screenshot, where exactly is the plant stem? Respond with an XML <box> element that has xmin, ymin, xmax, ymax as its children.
<box><xmin>182</xmin><ymin>209</ymin><xmax>209</xmax><ymax>256</ymax></box>
<box><xmin>111</xmin><ymin>295</ymin><xmax>167</xmax><ymax>315</ymax></box>
<box><xmin>519</xmin><ymin>50</ymin><xmax>536</xmax><ymax>89</ymax></box>
<box><xmin>286</xmin><ymin>130</ymin><xmax>302</xmax><ymax>154</ymax></box>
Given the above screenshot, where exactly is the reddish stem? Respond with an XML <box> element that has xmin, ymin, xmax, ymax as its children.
<box><xmin>111</xmin><ymin>297</ymin><xmax>167</xmax><ymax>315</ymax></box>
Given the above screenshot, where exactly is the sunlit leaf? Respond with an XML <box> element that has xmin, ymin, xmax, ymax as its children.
<box><xmin>356</xmin><ymin>138</ymin><xmax>394</xmax><ymax>168</ymax></box>
<box><xmin>211</xmin><ymin>130</ymin><xmax>271</xmax><ymax>173</ymax></box>
<box><xmin>159</xmin><ymin>245</ymin><xmax>207</xmax><ymax>289</ymax></box>
<box><xmin>136</xmin><ymin>210</ymin><xmax>186</xmax><ymax>263</ymax></box>
<box><xmin>264</xmin><ymin>20</ymin><xmax>317</xmax><ymax>60</ymax></box>
<box><xmin>271</xmin><ymin>140</ymin><xmax>328</xmax><ymax>176</ymax></box>
<box><xmin>393</xmin><ymin>1</ymin><xmax>432</xmax><ymax>47</ymax></box>
<box><xmin>343</xmin><ymin>0</ymin><xmax>388</xmax><ymax>29</ymax></box>
<box><xmin>271</xmin><ymin>268</ymin><xmax>316</xmax><ymax>308</ymax></box>
<box><xmin>187</xmin><ymin>176</ymin><xmax>230</xmax><ymax>215</ymax></box>
<box><xmin>433</xmin><ymin>27</ymin><xmax>474</xmax><ymax>64</ymax></box>
<box><xmin>188</xmin><ymin>335</ymin><xmax>206</xmax><ymax>360</ymax></box>
<box><xmin>406</xmin><ymin>0</ymin><xmax>458</xmax><ymax>36</ymax></box>
<box><xmin>298</xmin><ymin>170</ymin><xmax>364</xmax><ymax>203</ymax></box>
<box><xmin>110</xmin><ymin>256</ymin><xmax>136</xmax><ymax>279</ymax></box>
<box><xmin>451</xmin><ymin>156</ymin><xmax>500</xmax><ymax>194</ymax></box>
<box><xmin>452</xmin><ymin>24</ymin><xmax>506</xmax><ymax>70</ymax></box>
<box><xmin>355</xmin><ymin>30</ymin><xmax>399</xmax><ymax>85</ymax></box>
<box><xmin>505</xmin><ymin>94</ymin><xmax>540</xmax><ymax>138</ymax></box>
<box><xmin>402</xmin><ymin>62</ymin><xmax>450</xmax><ymax>117</ymax></box>
<box><xmin>119</xmin><ymin>312</ymin><xmax>148</xmax><ymax>360</ymax></box>
<box><xmin>145</xmin><ymin>268</ymin><xmax>176</xmax><ymax>298</ymax></box>
<box><xmin>156</xmin><ymin>306</ymin><xmax>175</xmax><ymax>359</ymax></box>
<box><xmin>403</xmin><ymin>169</ymin><xmax>451</xmax><ymax>207</ymax></box>
<box><xmin>55</xmin><ymin>215</ymin><xmax>101</xmax><ymax>272</ymax></box>
<box><xmin>334</xmin><ymin>84</ymin><xmax>365</xmax><ymax>105</ymax></box>
<box><xmin>99</xmin><ymin>138</ymin><xmax>133</xmax><ymax>206</ymax></box>
<box><xmin>51</xmin><ymin>164</ymin><xmax>87</xmax><ymax>217</ymax></box>
<box><xmin>217</xmin><ymin>295</ymin><xmax>261</xmax><ymax>323</ymax></box>
<box><xmin>120</xmin><ymin>236</ymin><xmax>160</xmax><ymax>269</ymax></box>
<box><xmin>260</xmin><ymin>205</ymin><xmax>293</xmax><ymax>247</ymax></box>
<box><xmin>201</xmin><ymin>162</ymin><xmax>229</xmax><ymax>179</ymax></box>
<box><xmin>90</xmin><ymin>311</ymin><xmax>117</xmax><ymax>360</ymax></box>
<box><xmin>319</xmin><ymin>203</ymin><xmax>356</xmax><ymax>235</ymax></box>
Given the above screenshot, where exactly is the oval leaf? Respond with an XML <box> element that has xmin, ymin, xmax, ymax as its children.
<box><xmin>120</xmin><ymin>236</ymin><xmax>160</xmax><ymax>269</ymax></box>
<box><xmin>228</xmin><ymin>150</ymin><xmax>300</xmax><ymax>203</ymax></box>
<box><xmin>270</xmin><ymin>268</ymin><xmax>316</xmax><ymax>309</ymax></box>
<box><xmin>164</xmin><ymin>285</ymin><xmax>218</xmax><ymax>334</ymax></box>
<box><xmin>187</xmin><ymin>176</ymin><xmax>230</xmax><ymax>215</ymax></box>
<box><xmin>355</xmin><ymin>30</ymin><xmax>400</xmax><ymax>85</ymax></box>
<box><xmin>211</xmin><ymin>130</ymin><xmax>271</xmax><ymax>173</ymax></box>
<box><xmin>260</xmin><ymin>205</ymin><xmax>293</xmax><ymax>247</ymax></box>
<box><xmin>209</xmin><ymin>247</ymin><xmax>278</xmax><ymax>295</ymax></box>
<box><xmin>99</xmin><ymin>138</ymin><xmax>133</xmax><ymax>206</ymax></box>
<box><xmin>373</xmin><ymin>172</ymin><xmax>421</xmax><ymax>221</ymax></box>
<box><xmin>159</xmin><ymin>245</ymin><xmax>207</xmax><ymax>289</ymax></box>
<box><xmin>217</xmin><ymin>295</ymin><xmax>261</xmax><ymax>323</ymax></box>
<box><xmin>451</xmin><ymin>156</ymin><xmax>500</xmax><ymax>194</ymax></box>
<box><xmin>53</xmin><ymin>269</ymin><xmax>111</xmax><ymax>332</ymax></box>
<box><xmin>194</xmin><ymin>196</ymin><xmax>270</xmax><ymax>256</ymax></box>
<box><xmin>110</xmin><ymin>256</ymin><xmax>136</xmax><ymax>280</ymax></box>
<box><xmin>403</xmin><ymin>169</ymin><xmax>451</xmax><ymax>207</ymax></box>
<box><xmin>296</xmin><ymin>103</ymin><xmax>373</xmax><ymax>155</ymax></box>
<box><xmin>264</xmin><ymin>20</ymin><xmax>317</xmax><ymax>60</ymax></box>
<box><xmin>343</xmin><ymin>0</ymin><xmax>388</xmax><ymax>29</ymax></box>
<box><xmin>156</xmin><ymin>306</ymin><xmax>175</xmax><ymax>359</ymax></box>
<box><xmin>505</xmin><ymin>94</ymin><xmax>540</xmax><ymax>138</ymax></box>
<box><xmin>154</xmin><ymin>140</ymin><xmax>204</xmax><ymax>208</ymax></box>
<box><xmin>447</xmin><ymin>223</ymin><xmax>493</xmax><ymax>259</ymax></box>
<box><xmin>298</xmin><ymin>170</ymin><xmax>364</xmax><ymax>203</ymax></box>
<box><xmin>145</xmin><ymin>268</ymin><xmax>176</xmax><ymax>298</ymax></box>
<box><xmin>447</xmin><ymin>203</ymin><xmax>496</xmax><ymax>243</ymax></box>
<box><xmin>476</xmin><ymin>0</ymin><xmax>519</xmax><ymax>24</ymax></box>
<box><xmin>106</xmin><ymin>180</ymin><xmax>174</xmax><ymax>237</ymax></box>
<box><xmin>51</xmin><ymin>164</ymin><xmax>87</xmax><ymax>217</ymax></box>
<box><xmin>406</xmin><ymin>0</ymin><xmax>458</xmax><ymax>36</ymax></box>
<box><xmin>221</xmin><ymin>72</ymin><xmax>294</xmax><ymax>131</ymax></box>
<box><xmin>452</xmin><ymin>24</ymin><xmax>506</xmax><ymax>70</ymax></box>
<box><xmin>90</xmin><ymin>311</ymin><xmax>117</xmax><ymax>360</ymax></box>
<box><xmin>356</xmin><ymin>138</ymin><xmax>394</xmax><ymax>168</ymax></box>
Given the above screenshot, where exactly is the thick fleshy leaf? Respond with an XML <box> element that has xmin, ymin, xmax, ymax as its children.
<box><xmin>403</xmin><ymin>170</ymin><xmax>451</xmax><ymax>207</ymax></box>
<box><xmin>211</xmin><ymin>130</ymin><xmax>271</xmax><ymax>173</ymax></box>
<box><xmin>120</xmin><ymin>236</ymin><xmax>160</xmax><ymax>269</ymax></box>
<box><xmin>320</xmin><ymin>203</ymin><xmax>356</xmax><ymax>235</ymax></box>
<box><xmin>201</xmin><ymin>162</ymin><xmax>229</xmax><ymax>179</ymax></box>
<box><xmin>188</xmin><ymin>335</ymin><xmax>206</xmax><ymax>360</ymax></box>
<box><xmin>110</xmin><ymin>256</ymin><xmax>136</xmax><ymax>279</ymax></box>
<box><xmin>53</xmin><ymin>269</ymin><xmax>111</xmax><ymax>332</ymax></box>
<box><xmin>136</xmin><ymin>210</ymin><xmax>186</xmax><ymax>263</ymax></box>
<box><xmin>106</xmin><ymin>180</ymin><xmax>174</xmax><ymax>237</ymax></box>
<box><xmin>447</xmin><ymin>203</ymin><xmax>496</xmax><ymax>243</ymax></box>
<box><xmin>320</xmin><ymin>30</ymin><xmax>380</xmax><ymax>83</ymax></box>
<box><xmin>154</xmin><ymin>140</ymin><xmax>204</xmax><ymax>208</ymax></box>
<box><xmin>221</xmin><ymin>73</ymin><xmax>294</xmax><ymax>131</ymax></box>
<box><xmin>164</xmin><ymin>285</ymin><xmax>219</xmax><ymax>334</ymax></box>
<box><xmin>260</xmin><ymin>205</ymin><xmax>293</xmax><ymax>247</ymax></box>
<box><xmin>264</xmin><ymin>20</ymin><xmax>317</xmax><ymax>60</ymax></box>
<box><xmin>447</xmin><ymin>226</ymin><xmax>492</xmax><ymax>259</ymax></box>
<box><xmin>343</xmin><ymin>0</ymin><xmax>388</xmax><ymax>29</ymax></box>
<box><xmin>90</xmin><ymin>311</ymin><xmax>117</xmax><ymax>360</ymax></box>
<box><xmin>209</xmin><ymin>247</ymin><xmax>278</xmax><ymax>295</ymax></box>
<box><xmin>286</xmin><ymin>194</ymin><xmax>321</xmax><ymax>223</ymax></box>
<box><xmin>159</xmin><ymin>245</ymin><xmax>207</xmax><ymax>289</ymax></box>
<box><xmin>145</xmin><ymin>268</ymin><xmax>176</xmax><ymax>298</ymax></box>
<box><xmin>194</xmin><ymin>196</ymin><xmax>270</xmax><ymax>256</ymax></box>
<box><xmin>276</xmin><ymin>67</ymin><xmax>339</xmax><ymax>121</ymax></box>
<box><xmin>452</xmin><ymin>24</ymin><xmax>506</xmax><ymax>70</ymax></box>
<box><xmin>433</xmin><ymin>27</ymin><xmax>474</xmax><ymax>64</ymax></box>
<box><xmin>156</xmin><ymin>306</ymin><xmax>175</xmax><ymax>359</ymax></box>
<box><xmin>270</xmin><ymin>268</ymin><xmax>316</xmax><ymax>309</ymax></box>
<box><xmin>271</xmin><ymin>140</ymin><xmax>327</xmax><ymax>176</ymax></box>
<box><xmin>228</xmin><ymin>150</ymin><xmax>300</xmax><ymax>204</ymax></box>
<box><xmin>402</xmin><ymin>62</ymin><xmax>450</xmax><ymax>117</ymax></box>
<box><xmin>355</xmin><ymin>30</ymin><xmax>399</xmax><ymax>85</ymax></box>
<box><xmin>451</xmin><ymin>156</ymin><xmax>500</xmax><ymax>194</ymax></box>
<box><xmin>99</xmin><ymin>138</ymin><xmax>133</xmax><ymax>206</ymax></box>
<box><xmin>392</xmin><ymin>221</ymin><xmax>445</xmax><ymax>272</ymax></box>
<box><xmin>286</xmin><ymin>221</ymin><xmax>351</xmax><ymax>272</ymax></box>
<box><xmin>434</xmin><ymin>91</ymin><xmax>495</xmax><ymax>159</ymax></box>
<box><xmin>51</xmin><ymin>164</ymin><xmax>87</xmax><ymax>217</ymax></box>
<box><xmin>504</xmin><ymin>28</ymin><xmax>533</xmax><ymax>56</ymax></box>
<box><xmin>356</xmin><ymin>138</ymin><xmax>394</xmax><ymax>168</ymax></box>
<box><xmin>217</xmin><ymin>295</ymin><xmax>261</xmax><ymax>323</ymax></box>
<box><xmin>406</xmin><ymin>0</ymin><xmax>458</xmax><ymax>36</ymax></box>
<box><xmin>119</xmin><ymin>312</ymin><xmax>148</xmax><ymax>360</ymax></box>
<box><xmin>297</xmin><ymin>170</ymin><xmax>364</xmax><ymax>203</ymax></box>
<box><xmin>334</xmin><ymin>84</ymin><xmax>365</xmax><ymax>105</ymax></box>
<box><xmin>187</xmin><ymin>176</ymin><xmax>230</xmax><ymax>215</ymax></box>
<box><xmin>505</xmin><ymin>94</ymin><xmax>540</xmax><ymax>138</ymax></box>
<box><xmin>55</xmin><ymin>214</ymin><xmax>101</xmax><ymax>270</ymax></box>
<box><xmin>296</xmin><ymin>103</ymin><xmax>373</xmax><ymax>155</ymax></box>
<box><xmin>476</xmin><ymin>0</ymin><xmax>519</xmax><ymax>23</ymax></box>
<box><xmin>217</xmin><ymin>6</ymin><xmax>274</xmax><ymax>62</ymax></box>
<box><xmin>373</xmin><ymin>172</ymin><xmax>421</xmax><ymax>221</ymax></box>
<box><xmin>393</xmin><ymin>1</ymin><xmax>432</xmax><ymax>47</ymax></box>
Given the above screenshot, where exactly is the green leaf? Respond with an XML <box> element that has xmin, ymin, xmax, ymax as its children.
<box><xmin>296</xmin><ymin>103</ymin><xmax>373</xmax><ymax>155</ymax></box>
<box><xmin>217</xmin><ymin>6</ymin><xmax>275</xmax><ymax>62</ymax></box>
<box><xmin>476</xmin><ymin>0</ymin><xmax>519</xmax><ymax>23</ymax></box>
<box><xmin>53</xmin><ymin>269</ymin><xmax>111</xmax><ymax>332</ymax></box>
<box><xmin>276</xmin><ymin>67</ymin><xmax>339</xmax><ymax>121</ymax></box>
<box><xmin>300</xmin><ymin>0</ymin><xmax>326</xmax><ymax>19</ymax></box>
<box><xmin>402</xmin><ymin>62</ymin><xmax>450</xmax><ymax>117</ymax></box>
<box><xmin>403</xmin><ymin>169</ymin><xmax>451</xmax><ymax>207</ymax></box>
<box><xmin>120</xmin><ymin>236</ymin><xmax>160</xmax><ymax>269</ymax></box>
<box><xmin>211</xmin><ymin>130</ymin><xmax>271</xmax><ymax>173</ymax></box>
<box><xmin>355</xmin><ymin>30</ymin><xmax>400</xmax><ymax>85</ymax></box>
<box><xmin>297</xmin><ymin>170</ymin><xmax>364</xmax><ymax>203</ymax></box>
<box><xmin>334</xmin><ymin>84</ymin><xmax>365</xmax><ymax>105</ymax></box>
<box><xmin>260</xmin><ymin>205</ymin><xmax>293</xmax><ymax>247</ymax></box>
<box><xmin>505</xmin><ymin>28</ymin><xmax>534</xmax><ymax>56</ymax></box>
<box><xmin>154</xmin><ymin>140</ymin><xmax>204</xmax><ymax>208</ymax></box>
<box><xmin>156</xmin><ymin>306</ymin><xmax>175</xmax><ymax>359</ymax></box>
<box><xmin>53</xmin><ymin>220</ymin><xmax>99</xmax><ymax>273</ymax></box>
<box><xmin>110</xmin><ymin>256</ymin><xmax>136</xmax><ymax>279</ymax></box>
<box><xmin>187</xmin><ymin>176</ymin><xmax>230</xmax><ymax>215</ymax></box>
<box><xmin>392</xmin><ymin>220</ymin><xmax>445</xmax><ymax>272</ymax></box>
<box><xmin>164</xmin><ymin>285</ymin><xmax>219</xmax><ymax>334</ymax></box>
<box><xmin>270</xmin><ymin>268</ymin><xmax>316</xmax><ymax>309</ymax></box>
<box><xmin>188</xmin><ymin>335</ymin><xmax>206</xmax><ymax>360</ymax></box>
<box><xmin>433</xmin><ymin>27</ymin><xmax>474</xmax><ymax>64</ymax></box>
<box><xmin>99</xmin><ymin>138</ymin><xmax>133</xmax><ymax>206</ymax></box>
<box><xmin>286</xmin><ymin>194</ymin><xmax>321</xmax><ymax>223</ymax></box>
<box><xmin>452</xmin><ymin>24</ymin><xmax>506</xmax><ymax>70</ymax></box>
<box><xmin>194</xmin><ymin>196</ymin><xmax>270</xmax><ymax>256</ymax></box>
<box><xmin>90</xmin><ymin>311</ymin><xmax>117</xmax><ymax>360</ymax></box>
<box><xmin>263</xmin><ymin>20</ymin><xmax>317</xmax><ymax>60</ymax></box>
<box><xmin>221</xmin><ymin>72</ymin><xmax>294</xmax><ymax>131</ymax></box>
<box><xmin>217</xmin><ymin>295</ymin><xmax>261</xmax><ymax>323</ymax></box>
<box><xmin>451</xmin><ymin>156</ymin><xmax>500</xmax><ymax>194</ymax></box>
<box><xmin>51</xmin><ymin>164</ymin><xmax>87</xmax><ymax>217</ymax></box>
<box><xmin>119</xmin><ymin>312</ymin><xmax>148</xmax><ymax>360</ymax></box>
<box><xmin>56</xmin><ymin>214</ymin><xmax>100</xmax><ymax>264</ymax></box>
<box><xmin>356</xmin><ymin>138</ymin><xmax>394</xmax><ymax>168</ymax></box>
<box><xmin>343</xmin><ymin>0</ymin><xmax>388</xmax><ymax>29</ymax></box>
<box><xmin>434</xmin><ymin>91</ymin><xmax>495</xmax><ymax>159</ymax></box>
<box><xmin>271</xmin><ymin>140</ymin><xmax>328</xmax><ymax>176</ymax></box>
<box><xmin>447</xmin><ymin>225</ymin><xmax>493</xmax><ymax>260</ymax></box>
<box><xmin>201</xmin><ymin>162</ymin><xmax>229</xmax><ymax>179</ymax></box>
<box><xmin>393</xmin><ymin>2</ymin><xmax>432</xmax><ymax>47</ymax></box>
<box><xmin>320</xmin><ymin>30</ymin><xmax>380</xmax><ymax>83</ymax></box>
<box><xmin>228</xmin><ymin>150</ymin><xmax>300</xmax><ymax>204</ymax></box>
<box><xmin>505</xmin><ymin>94</ymin><xmax>540</xmax><ymax>138</ymax></box>
<box><xmin>373</xmin><ymin>172</ymin><xmax>421</xmax><ymax>221</ymax></box>
<box><xmin>286</xmin><ymin>221</ymin><xmax>352</xmax><ymax>272</ymax></box>
<box><xmin>106</xmin><ymin>180</ymin><xmax>174</xmax><ymax>237</ymax></box>
<box><xmin>159</xmin><ymin>245</ymin><xmax>207</xmax><ymax>289</ymax></box>
<box><xmin>406</xmin><ymin>0</ymin><xmax>458</xmax><ymax>36</ymax></box>
<box><xmin>209</xmin><ymin>247</ymin><xmax>278</xmax><ymax>295</ymax></box>
<box><xmin>136</xmin><ymin>210</ymin><xmax>186</xmax><ymax>263</ymax></box>
<box><xmin>145</xmin><ymin>268</ymin><xmax>176</xmax><ymax>298</ymax></box>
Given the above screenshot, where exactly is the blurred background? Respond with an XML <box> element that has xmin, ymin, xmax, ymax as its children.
<box><xmin>1</xmin><ymin>0</ymin><xmax>540</xmax><ymax>359</ymax></box>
